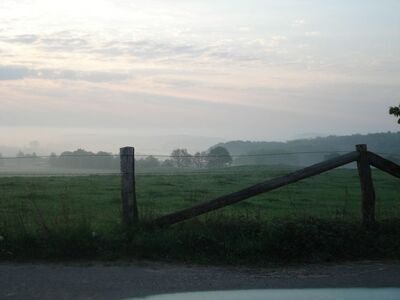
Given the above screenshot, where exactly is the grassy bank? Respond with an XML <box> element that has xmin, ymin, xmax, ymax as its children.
<box><xmin>1</xmin><ymin>218</ymin><xmax>400</xmax><ymax>264</ymax></box>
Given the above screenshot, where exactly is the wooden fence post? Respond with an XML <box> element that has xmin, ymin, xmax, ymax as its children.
<box><xmin>356</xmin><ymin>144</ymin><xmax>376</xmax><ymax>228</ymax></box>
<box><xmin>120</xmin><ymin>147</ymin><xmax>138</xmax><ymax>225</ymax></box>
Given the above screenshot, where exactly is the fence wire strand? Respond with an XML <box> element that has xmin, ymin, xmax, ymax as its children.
<box><xmin>0</xmin><ymin>150</ymin><xmax>359</xmax><ymax>160</ymax></box>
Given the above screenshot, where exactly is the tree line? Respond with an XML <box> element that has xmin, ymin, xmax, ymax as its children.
<box><xmin>0</xmin><ymin>147</ymin><xmax>233</xmax><ymax>170</ymax></box>
<box><xmin>50</xmin><ymin>146</ymin><xmax>232</xmax><ymax>169</ymax></box>
<box><xmin>216</xmin><ymin>131</ymin><xmax>400</xmax><ymax>166</ymax></box>
<box><xmin>2</xmin><ymin>131</ymin><xmax>399</xmax><ymax>171</ymax></box>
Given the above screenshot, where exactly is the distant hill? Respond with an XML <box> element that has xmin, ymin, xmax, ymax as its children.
<box><xmin>213</xmin><ymin>132</ymin><xmax>400</xmax><ymax>166</ymax></box>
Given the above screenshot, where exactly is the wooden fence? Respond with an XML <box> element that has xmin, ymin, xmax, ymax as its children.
<box><xmin>120</xmin><ymin>144</ymin><xmax>400</xmax><ymax>228</ymax></box>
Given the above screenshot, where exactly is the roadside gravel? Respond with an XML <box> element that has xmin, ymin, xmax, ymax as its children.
<box><xmin>1</xmin><ymin>260</ymin><xmax>399</xmax><ymax>299</ymax></box>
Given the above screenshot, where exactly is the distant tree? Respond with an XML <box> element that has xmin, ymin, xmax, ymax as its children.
<box><xmin>162</xmin><ymin>159</ymin><xmax>174</xmax><ymax>167</ymax></box>
<box><xmin>95</xmin><ymin>151</ymin><xmax>115</xmax><ymax>169</ymax></box>
<box><xmin>170</xmin><ymin>149</ymin><xmax>193</xmax><ymax>168</ymax></box>
<box><xmin>49</xmin><ymin>152</ymin><xmax>58</xmax><ymax>167</ymax></box>
<box><xmin>25</xmin><ymin>152</ymin><xmax>39</xmax><ymax>165</ymax></box>
<box><xmin>25</xmin><ymin>152</ymin><xmax>37</xmax><ymax>158</ymax></box>
<box><xmin>193</xmin><ymin>151</ymin><xmax>208</xmax><ymax>168</ymax></box>
<box><xmin>389</xmin><ymin>105</ymin><xmax>400</xmax><ymax>124</ymax></box>
<box><xmin>137</xmin><ymin>155</ymin><xmax>161</xmax><ymax>169</ymax></box>
<box><xmin>15</xmin><ymin>150</ymin><xmax>25</xmax><ymax>166</ymax></box>
<box><xmin>47</xmin><ymin>149</ymin><xmax>118</xmax><ymax>170</ymax></box>
<box><xmin>0</xmin><ymin>153</ymin><xmax>4</xmax><ymax>167</ymax></box>
<box><xmin>145</xmin><ymin>155</ymin><xmax>161</xmax><ymax>168</ymax></box>
<box><xmin>59</xmin><ymin>149</ymin><xmax>95</xmax><ymax>168</ymax></box>
<box><xmin>58</xmin><ymin>151</ymin><xmax>73</xmax><ymax>168</ymax></box>
<box><xmin>207</xmin><ymin>147</ymin><xmax>232</xmax><ymax>168</ymax></box>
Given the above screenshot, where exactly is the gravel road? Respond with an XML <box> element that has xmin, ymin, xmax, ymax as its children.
<box><xmin>1</xmin><ymin>261</ymin><xmax>399</xmax><ymax>300</ymax></box>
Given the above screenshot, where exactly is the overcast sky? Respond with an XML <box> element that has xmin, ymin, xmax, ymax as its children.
<box><xmin>1</xmin><ymin>0</ymin><xmax>399</xmax><ymax>153</ymax></box>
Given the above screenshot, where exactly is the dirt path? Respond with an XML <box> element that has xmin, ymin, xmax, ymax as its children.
<box><xmin>1</xmin><ymin>261</ymin><xmax>399</xmax><ymax>300</ymax></box>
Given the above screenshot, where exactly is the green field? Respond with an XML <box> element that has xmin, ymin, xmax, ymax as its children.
<box><xmin>1</xmin><ymin>165</ymin><xmax>400</xmax><ymax>263</ymax></box>
<box><xmin>1</xmin><ymin>165</ymin><xmax>399</xmax><ymax>231</ymax></box>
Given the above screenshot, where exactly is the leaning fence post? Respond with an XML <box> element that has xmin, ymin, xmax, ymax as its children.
<box><xmin>120</xmin><ymin>146</ymin><xmax>138</xmax><ymax>225</ymax></box>
<box><xmin>356</xmin><ymin>144</ymin><xmax>376</xmax><ymax>228</ymax></box>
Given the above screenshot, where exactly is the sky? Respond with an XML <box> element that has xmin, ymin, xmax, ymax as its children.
<box><xmin>0</xmin><ymin>0</ymin><xmax>399</xmax><ymax>154</ymax></box>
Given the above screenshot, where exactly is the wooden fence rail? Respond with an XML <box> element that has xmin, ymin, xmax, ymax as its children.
<box><xmin>369</xmin><ymin>152</ymin><xmax>400</xmax><ymax>178</ymax></box>
<box><xmin>153</xmin><ymin>150</ymin><xmax>360</xmax><ymax>228</ymax></box>
<box><xmin>120</xmin><ymin>144</ymin><xmax>400</xmax><ymax>228</ymax></box>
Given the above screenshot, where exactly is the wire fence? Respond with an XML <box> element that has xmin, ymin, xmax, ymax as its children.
<box><xmin>1</xmin><ymin>149</ymin><xmax>399</xmax><ymax>178</ymax></box>
<box><xmin>0</xmin><ymin>149</ymin><xmax>399</xmax><ymax>231</ymax></box>
<box><xmin>0</xmin><ymin>149</ymin><xmax>358</xmax><ymax>176</ymax></box>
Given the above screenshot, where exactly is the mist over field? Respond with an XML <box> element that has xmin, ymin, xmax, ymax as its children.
<box><xmin>0</xmin><ymin>131</ymin><xmax>224</xmax><ymax>156</ymax></box>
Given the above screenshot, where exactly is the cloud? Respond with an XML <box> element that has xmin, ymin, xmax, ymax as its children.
<box><xmin>2</xmin><ymin>32</ymin><xmax>209</xmax><ymax>62</ymax></box>
<box><xmin>94</xmin><ymin>39</ymin><xmax>207</xmax><ymax>61</ymax></box>
<box><xmin>0</xmin><ymin>66</ymin><xmax>32</xmax><ymax>80</ymax></box>
<box><xmin>0</xmin><ymin>29</ymin><xmax>295</xmax><ymax>72</ymax></box>
<box><xmin>305</xmin><ymin>31</ymin><xmax>320</xmax><ymax>37</ymax></box>
<box><xmin>61</xmin><ymin>36</ymin><xmax>281</xmax><ymax>65</ymax></box>
<box><xmin>40</xmin><ymin>37</ymin><xmax>89</xmax><ymax>51</ymax></box>
<box><xmin>38</xmin><ymin>69</ymin><xmax>132</xmax><ymax>82</ymax></box>
<box><xmin>238</xmin><ymin>27</ymin><xmax>253</xmax><ymax>32</ymax></box>
<box><xmin>0</xmin><ymin>32</ymin><xmax>90</xmax><ymax>52</ymax></box>
<box><xmin>4</xmin><ymin>34</ymin><xmax>40</xmax><ymax>44</ymax></box>
<box><xmin>292</xmin><ymin>19</ymin><xmax>305</xmax><ymax>27</ymax></box>
<box><xmin>0</xmin><ymin>65</ymin><xmax>132</xmax><ymax>82</ymax></box>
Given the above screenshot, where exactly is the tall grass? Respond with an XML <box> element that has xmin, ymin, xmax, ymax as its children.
<box><xmin>2</xmin><ymin>212</ymin><xmax>400</xmax><ymax>263</ymax></box>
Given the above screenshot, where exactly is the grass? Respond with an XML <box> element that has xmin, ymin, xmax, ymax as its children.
<box><xmin>0</xmin><ymin>165</ymin><xmax>399</xmax><ymax>263</ymax></box>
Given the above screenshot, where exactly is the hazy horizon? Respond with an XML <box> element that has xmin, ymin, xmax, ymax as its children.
<box><xmin>1</xmin><ymin>130</ymin><xmax>400</xmax><ymax>157</ymax></box>
<box><xmin>1</xmin><ymin>0</ymin><xmax>399</xmax><ymax>154</ymax></box>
